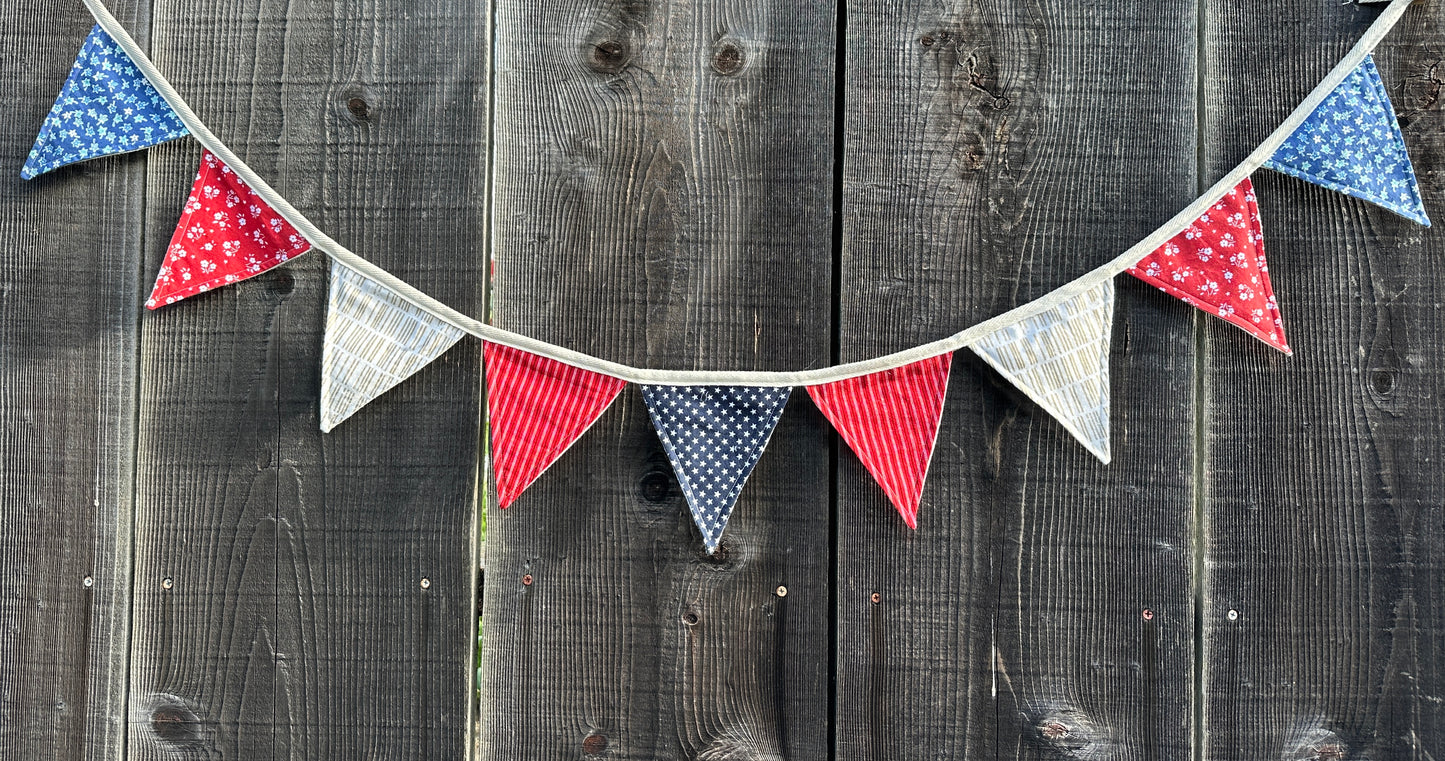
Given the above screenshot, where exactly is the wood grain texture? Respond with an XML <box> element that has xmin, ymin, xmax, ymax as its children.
<box><xmin>836</xmin><ymin>1</ymin><xmax>1200</xmax><ymax>758</ymax></box>
<box><xmin>1201</xmin><ymin>2</ymin><xmax>1445</xmax><ymax>760</ymax></box>
<box><xmin>125</xmin><ymin>1</ymin><xmax>486</xmax><ymax>758</ymax></box>
<box><xmin>0</xmin><ymin>3</ymin><xmax>147</xmax><ymax>760</ymax></box>
<box><xmin>481</xmin><ymin>0</ymin><xmax>836</xmax><ymax>758</ymax></box>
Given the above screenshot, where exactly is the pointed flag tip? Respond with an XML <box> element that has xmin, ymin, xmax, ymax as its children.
<box><xmin>484</xmin><ymin>342</ymin><xmax>627</xmax><ymax>507</ymax></box>
<box><xmin>1266</xmin><ymin>55</ymin><xmax>1432</xmax><ymax>228</ymax></box>
<box><xmin>970</xmin><ymin>282</ymin><xmax>1115</xmax><ymax>462</ymax></box>
<box><xmin>807</xmin><ymin>354</ymin><xmax>953</xmax><ymax>529</ymax></box>
<box><xmin>642</xmin><ymin>385</ymin><xmax>792</xmax><ymax>554</ymax></box>
<box><xmin>25</xmin><ymin>25</ymin><xmax>189</xmax><ymax>179</ymax></box>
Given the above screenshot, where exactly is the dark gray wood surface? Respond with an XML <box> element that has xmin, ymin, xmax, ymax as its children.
<box><xmin>480</xmin><ymin>1</ymin><xmax>836</xmax><ymax>758</ymax></box>
<box><xmin>0</xmin><ymin>3</ymin><xmax>146</xmax><ymax>760</ymax></box>
<box><xmin>119</xmin><ymin>2</ymin><xmax>487</xmax><ymax>759</ymax></box>
<box><xmin>0</xmin><ymin>1</ymin><xmax>1442</xmax><ymax>760</ymax></box>
<box><xmin>1201</xmin><ymin>2</ymin><xmax>1445</xmax><ymax>760</ymax></box>
<box><xmin>835</xmin><ymin>1</ymin><xmax>1199</xmax><ymax>759</ymax></box>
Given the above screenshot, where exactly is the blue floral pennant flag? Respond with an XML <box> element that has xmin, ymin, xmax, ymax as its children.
<box><xmin>641</xmin><ymin>385</ymin><xmax>791</xmax><ymax>554</ymax></box>
<box><xmin>22</xmin><ymin>25</ymin><xmax>189</xmax><ymax>180</ymax></box>
<box><xmin>1265</xmin><ymin>55</ymin><xmax>1430</xmax><ymax>226</ymax></box>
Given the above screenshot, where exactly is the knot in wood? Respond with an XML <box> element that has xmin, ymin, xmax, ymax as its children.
<box><xmin>346</xmin><ymin>97</ymin><xmax>370</xmax><ymax>121</ymax></box>
<box><xmin>150</xmin><ymin>702</ymin><xmax>202</xmax><ymax>747</ymax></box>
<box><xmin>713</xmin><ymin>43</ymin><xmax>744</xmax><ymax>74</ymax></box>
<box><xmin>583</xmin><ymin>733</ymin><xmax>608</xmax><ymax>754</ymax></box>
<box><xmin>590</xmin><ymin>39</ymin><xmax>630</xmax><ymax>72</ymax></box>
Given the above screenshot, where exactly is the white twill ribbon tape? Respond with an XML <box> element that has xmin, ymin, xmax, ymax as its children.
<box><xmin>80</xmin><ymin>0</ymin><xmax>1419</xmax><ymax>387</ymax></box>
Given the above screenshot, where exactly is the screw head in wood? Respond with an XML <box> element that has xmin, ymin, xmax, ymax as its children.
<box><xmin>870</xmin><ymin>592</ymin><xmax>882</xmax><ymax>605</ymax></box>
<box><xmin>1227</xmin><ymin>609</ymin><xmax>1239</xmax><ymax>621</ymax></box>
<box><xmin>775</xmin><ymin>585</ymin><xmax>788</xmax><ymax>598</ymax></box>
<box><xmin>1141</xmin><ymin>608</ymin><xmax>1154</xmax><ymax>621</ymax></box>
<box><xmin>82</xmin><ymin>575</ymin><xmax>93</xmax><ymax>588</ymax></box>
<box><xmin>420</xmin><ymin>577</ymin><xmax>431</xmax><ymax>590</ymax></box>
<box><xmin>522</xmin><ymin>574</ymin><xmax>533</xmax><ymax>587</ymax></box>
<box><xmin>162</xmin><ymin>577</ymin><xmax>174</xmax><ymax>590</ymax></box>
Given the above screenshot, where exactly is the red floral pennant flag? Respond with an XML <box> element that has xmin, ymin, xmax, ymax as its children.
<box><xmin>147</xmin><ymin>150</ymin><xmax>312</xmax><ymax>308</ymax></box>
<box><xmin>806</xmin><ymin>353</ymin><xmax>953</xmax><ymax>530</ymax></box>
<box><xmin>1128</xmin><ymin>177</ymin><xmax>1290</xmax><ymax>354</ymax></box>
<box><xmin>484</xmin><ymin>343</ymin><xmax>628</xmax><ymax>508</ymax></box>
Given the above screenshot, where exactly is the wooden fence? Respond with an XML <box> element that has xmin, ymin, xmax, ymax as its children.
<box><xmin>1</xmin><ymin>1</ymin><xmax>1441</xmax><ymax>759</ymax></box>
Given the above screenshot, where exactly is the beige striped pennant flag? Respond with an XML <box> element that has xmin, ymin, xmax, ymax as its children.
<box><xmin>320</xmin><ymin>262</ymin><xmax>466</xmax><ymax>431</ymax></box>
<box><xmin>968</xmin><ymin>280</ymin><xmax>1116</xmax><ymax>463</ymax></box>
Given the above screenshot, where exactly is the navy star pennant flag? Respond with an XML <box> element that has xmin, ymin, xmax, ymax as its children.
<box><xmin>23</xmin><ymin>25</ymin><xmax>189</xmax><ymax>180</ymax></box>
<box><xmin>1265</xmin><ymin>55</ymin><xmax>1430</xmax><ymax>226</ymax></box>
<box><xmin>641</xmin><ymin>385</ymin><xmax>791</xmax><ymax>553</ymax></box>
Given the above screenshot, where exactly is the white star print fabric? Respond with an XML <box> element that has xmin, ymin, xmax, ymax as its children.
<box><xmin>641</xmin><ymin>385</ymin><xmax>791</xmax><ymax>554</ymax></box>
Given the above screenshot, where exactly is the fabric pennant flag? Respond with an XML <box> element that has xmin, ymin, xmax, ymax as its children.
<box><xmin>806</xmin><ymin>354</ymin><xmax>952</xmax><ymax>530</ymax></box>
<box><xmin>23</xmin><ymin>25</ymin><xmax>189</xmax><ymax>180</ymax></box>
<box><xmin>484</xmin><ymin>342</ymin><xmax>627</xmax><ymax>507</ymax></box>
<box><xmin>147</xmin><ymin>150</ymin><xmax>312</xmax><ymax>308</ymax></box>
<box><xmin>1265</xmin><ymin>55</ymin><xmax>1430</xmax><ymax>226</ymax></box>
<box><xmin>320</xmin><ymin>262</ymin><xmax>465</xmax><ymax>432</ymax></box>
<box><xmin>641</xmin><ymin>386</ymin><xmax>791</xmax><ymax>553</ymax></box>
<box><xmin>1129</xmin><ymin>178</ymin><xmax>1291</xmax><ymax>354</ymax></box>
<box><xmin>969</xmin><ymin>280</ymin><xmax>1115</xmax><ymax>463</ymax></box>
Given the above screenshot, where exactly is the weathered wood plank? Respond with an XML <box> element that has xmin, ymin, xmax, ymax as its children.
<box><xmin>0</xmin><ymin>3</ymin><xmax>146</xmax><ymax>760</ymax></box>
<box><xmin>481</xmin><ymin>1</ymin><xmax>836</xmax><ymax>758</ymax></box>
<box><xmin>1201</xmin><ymin>2</ymin><xmax>1445</xmax><ymax>759</ymax></box>
<box><xmin>125</xmin><ymin>2</ymin><xmax>486</xmax><ymax>758</ymax></box>
<box><xmin>836</xmin><ymin>2</ymin><xmax>1199</xmax><ymax>758</ymax></box>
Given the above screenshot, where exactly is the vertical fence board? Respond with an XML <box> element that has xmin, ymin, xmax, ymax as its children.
<box><xmin>1201</xmin><ymin>2</ymin><xmax>1445</xmax><ymax>759</ymax></box>
<box><xmin>126</xmin><ymin>1</ymin><xmax>486</xmax><ymax>758</ymax></box>
<box><xmin>836</xmin><ymin>2</ymin><xmax>1199</xmax><ymax>758</ymax></box>
<box><xmin>0</xmin><ymin>3</ymin><xmax>145</xmax><ymax>760</ymax></box>
<box><xmin>481</xmin><ymin>1</ymin><xmax>836</xmax><ymax>758</ymax></box>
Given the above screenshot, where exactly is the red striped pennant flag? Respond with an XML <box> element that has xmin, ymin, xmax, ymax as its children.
<box><xmin>484</xmin><ymin>343</ymin><xmax>627</xmax><ymax>508</ymax></box>
<box><xmin>806</xmin><ymin>353</ymin><xmax>953</xmax><ymax>529</ymax></box>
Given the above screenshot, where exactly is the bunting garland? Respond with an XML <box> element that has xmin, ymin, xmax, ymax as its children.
<box><xmin>1265</xmin><ymin>55</ymin><xmax>1431</xmax><ymax>227</ymax></box>
<box><xmin>807</xmin><ymin>355</ymin><xmax>953</xmax><ymax>529</ymax></box>
<box><xmin>321</xmin><ymin>262</ymin><xmax>465</xmax><ymax>432</ymax></box>
<box><xmin>484</xmin><ymin>343</ymin><xmax>627</xmax><ymax>508</ymax></box>
<box><xmin>147</xmin><ymin>150</ymin><xmax>313</xmax><ymax>308</ymax></box>
<box><xmin>970</xmin><ymin>281</ymin><xmax>1116</xmax><ymax>463</ymax></box>
<box><xmin>20</xmin><ymin>1</ymin><xmax>1439</xmax><ymax>552</ymax></box>
<box><xmin>22</xmin><ymin>25</ymin><xmax>188</xmax><ymax>180</ymax></box>
<box><xmin>1127</xmin><ymin>178</ymin><xmax>1290</xmax><ymax>354</ymax></box>
<box><xmin>641</xmin><ymin>386</ymin><xmax>791</xmax><ymax>553</ymax></box>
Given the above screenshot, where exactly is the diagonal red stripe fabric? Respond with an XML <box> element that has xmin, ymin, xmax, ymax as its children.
<box><xmin>484</xmin><ymin>342</ymin><xmax>627</xmax><ymax>508</ymax></box>
<box><xmin>1128</xmin><ymin>177</ymin><xmax>1290</xmax><ymax>354</ymax></box>
<box><xmin>147</xmin><ymin>150</ymin><xmax>311</xmax><ymax>308</ymax></box>
<box><xmin>806</xmin><ymin>353</ymin><xmax>953</xmax><ymax>530</ymax></box>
